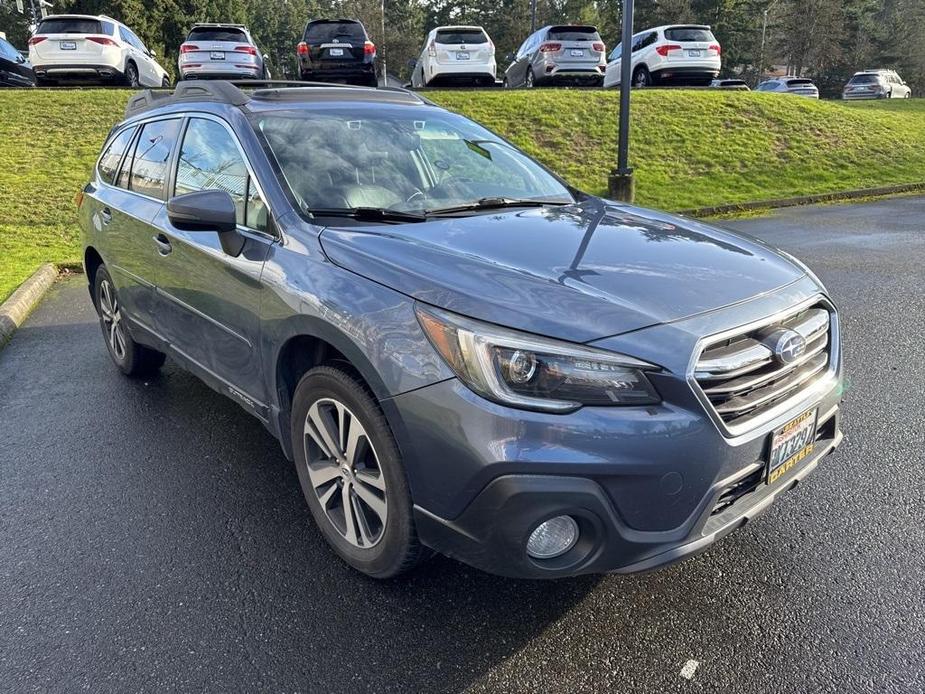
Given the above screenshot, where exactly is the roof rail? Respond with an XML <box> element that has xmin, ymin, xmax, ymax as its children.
<box><xmin>191</xmin><ymin>22</ymin><xmax>248</xmax><ymax>29</ymax></box>
<box><xmin>124</xmin><ymin>81</ymin><xmax>250</xmax><ymax>118</ymax></box>
<box><xmin>124</xmin><ymin>80</ymin><xmax>432</xmax><ymax>119</ymax></box>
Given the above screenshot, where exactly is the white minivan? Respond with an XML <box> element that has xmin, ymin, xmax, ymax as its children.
<box><xmin>28</xmin><ymin>14</ymin><xmax>169</xmax><ymax>87</ymax></box>
<box><xmin>411</xmin><ymin>26</ymin><xmax>496</xmax><ymax>88</ymax></box>
<box><xmin>604</xmin><ymin>24</ymin><xmax>721</xmax><ymax>88</ymax></box>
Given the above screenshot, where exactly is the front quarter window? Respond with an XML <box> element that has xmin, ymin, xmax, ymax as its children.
<box><xmin>98</xmin><ymin>126</ymin><xmax>137</xmax><ymax>185</ymax></box>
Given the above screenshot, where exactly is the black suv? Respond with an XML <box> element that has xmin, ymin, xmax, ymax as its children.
<box><xmin>297</xmin><ymin>19</ymin><xmax>377</xmax><ymax>86</ymax></box>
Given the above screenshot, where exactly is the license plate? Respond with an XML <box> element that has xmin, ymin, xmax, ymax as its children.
<box><xmin>210</xmin><ymin>51</ymin><xmax>224</xmax><ymax>60</ymax></box>
<box><xmin>329</xmin><ymin>48</ymin><xmax>344</xmax><ymax>57</ymax></box>
<box><xmin>570</xmin><ymin>49</ymin><xmax>584</xmax><ymax>57</ymax></box>
<box><xmin>456</xmin><ymin>51</ymin><xmax>469</xmax><ymax>60</ymax></box>
<box><xmin>768</xmin><ymin>409</ymin><xmax>817</xmax><ymax>484</ymax></box>
<box><xmin>60</xmin><ymin>41</ymin><xmax>76</xmax><ymax>50</ymax></box>
<box><xmin>688</xmin><ymin>49</ymin><xmax>702</xmax><ymax>57</ymax></box>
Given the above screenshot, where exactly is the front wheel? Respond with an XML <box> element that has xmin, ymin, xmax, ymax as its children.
<box><xmin>525</xmin><ymin>69</ymin><xmax>535</xmax><ymax>88</ymax></box>
<box><xmin>93</xmin><ymin>266</ymin><xmax>165</xmax><ymax>377</ymax></box>
<box><xmin>290</xmin><ymin>365</ymin><xmax>427</xmax><ymax>578</ymax></box>
<box><xmin>161</xmin><ymin>76</ymin><xmax>170</xmax><ymax>88</ymax></box>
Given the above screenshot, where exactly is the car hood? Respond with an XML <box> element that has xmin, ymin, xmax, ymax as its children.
<box><xmin>319</xmin><ymin>198</ymin><xmax>806</xmax><ymax>342</ymax></box>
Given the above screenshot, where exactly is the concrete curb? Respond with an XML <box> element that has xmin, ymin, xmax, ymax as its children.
<box><xmin>680</xmin><ymin>182</ymin><xmax>925</xmax><ymax>218</ymax></box>
<box><xmin>0</xmin><ymin>264</ymin><xmax>59</xmax><ymax>348</ymax></box>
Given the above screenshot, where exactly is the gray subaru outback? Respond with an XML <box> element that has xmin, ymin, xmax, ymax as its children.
<box><xmin>78</xmin><ymin>81</ymin><xmax>843</xmax><ymax>579</ymax></box>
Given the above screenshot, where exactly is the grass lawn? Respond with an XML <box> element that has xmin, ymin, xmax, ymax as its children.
<box><xmin>2</xmin><ymin>88</ymin><xmax>924</xmax><ymax>302</ymax></box>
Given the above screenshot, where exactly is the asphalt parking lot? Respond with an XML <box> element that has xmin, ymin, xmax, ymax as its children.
<box><xmin>1</xmin><ymin>196</ymin><xmax>924</xmax><ymax>693</ymax></box>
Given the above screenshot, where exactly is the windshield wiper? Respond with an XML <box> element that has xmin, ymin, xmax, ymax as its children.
<box><xmin>425</xmin><ymin>197</ymin><xmax>572</xmax><ymax>215</ymax></box>
<box><xmin>306</xmin><ymin>206</ymin><xmax>427</xmax><ymax>223</ymax></box>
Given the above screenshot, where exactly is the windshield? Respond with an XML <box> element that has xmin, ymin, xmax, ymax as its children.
<box><xmin>255</xmin><ymin>107</ymin><xmax>574</xmax><ymax>216</ymax></box>
<box><xmin>37</xmin><ymin>18</ymin><xmax>103</xmax><ymax>34</ymax></box>
<box><xmin>304</xmin><ymin>21</ymin><xmax>365</xmax><ymax>43</ymax></box>
<box><xmin>665</xmin><ymin>27</ymin><xmax>715</xmax><ymax>42</ymax></box>
<box><xmin>188</xmin><ymin>27</ymin><xmax>247</xmax><ymax>43</ymax></box>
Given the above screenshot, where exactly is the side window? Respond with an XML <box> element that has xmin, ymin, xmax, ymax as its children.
<box><xmin>126</xmin><ymin>118</ymin><xmax>182</xmax><ymax>199</ymax></box>
<box><xmin>98</xmin><ymin>126</ymin><xmax>137</xmax><ymax>185</ymax></box>
<box><xmin>119</xmin><ymin>26</ymin><xmax>131</xmax><ymax>45</ymax></box>
<box><xmin>175</xmin><ymin>118</ymin><xmax>269</xmax><ymax>232</ymax></box>
<box><xmin>0</xmin><ymin>38</ymin><xmax>18</xmax><ymax>60</ymax></box>
<box><xmin>101</xmin><ymin>20</ymin><xmax>114</xmax><ymax>36</ymax></box>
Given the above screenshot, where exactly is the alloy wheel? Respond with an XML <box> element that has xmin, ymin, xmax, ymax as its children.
<box><xmin>99</xmin><ymin>278</ymin><xmax>127</xmax><ymax>361</ymax></box>
<box><xmin>303</xmin><ymin>398</ymin><xmax>388</xmax><ymax>548</ymax></box>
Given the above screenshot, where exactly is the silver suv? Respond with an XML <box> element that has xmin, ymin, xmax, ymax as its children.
<box><xmin>178</xmin><ymin>23</ymin><xmax>268</xmax><ymax>81</ymax></box>
<box><xmin>504</xmin><ymin>25</ymin><xmax>605</xmax><ymax>88</ymax></box>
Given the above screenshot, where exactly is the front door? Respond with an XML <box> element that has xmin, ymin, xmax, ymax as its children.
<box><xmin>153</xmin><ymin>116</ymin><xmax>275</xmax><ymax>414</ymax></box>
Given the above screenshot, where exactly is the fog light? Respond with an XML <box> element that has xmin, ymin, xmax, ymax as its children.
<box><xmin>526</xmin><ymin>516</ymin><xmax>579</xmax><ymax>559</ymax></box>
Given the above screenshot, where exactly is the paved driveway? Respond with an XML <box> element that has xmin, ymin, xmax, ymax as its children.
<box><xmin>1</xmin><ymin>197</ymin><xmax>923</xmax><ymax>693</ymax></box>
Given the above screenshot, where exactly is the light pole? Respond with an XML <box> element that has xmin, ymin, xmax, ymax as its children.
<box><xmin>608</xmin><ymin>0</ymin><xmax>634</xmax><ymax>202</ymax></box>
<box><xmin>530</xmin><ymin>0</ymin><xmax>537</xmax><ymax>33</ymax></box>
<box><xmin>379</xmin><ymin>0</ymin><xmax>386</xmax><ymax>85</ymax></box>
<box><xmin>758</xmin><ymin>0</ymin><xmax>778</xmax><ymax>85</ymax></box>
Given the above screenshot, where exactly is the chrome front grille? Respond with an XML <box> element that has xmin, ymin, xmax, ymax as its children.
<box><xmin>694</xmin><ymin>304</ymin><xmax>835</xmax><ymax>430</ymax></box>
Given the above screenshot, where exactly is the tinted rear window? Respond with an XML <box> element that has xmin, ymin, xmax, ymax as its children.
<box><xmin>787</xmin><ymin>79</ymin><xmax>814</xmax><ymax>86</ymax></box>
<box><xmin>188</xmin><ymin>27</ymin><xmax>247</xmax><ymax>43</ymax></box>
<box><xmin>849</xmin><ymin>74</ymin><xmax>879</xmax><ymax>84</ymax></box>
<box><xmin>37</xmin><ymin>18</ymin><xmax>102</xmax><ymax>34</ymax></box>
<box><xmin>304</xmin><ymin>21</ymin><xmax>365</xmax><ymax>43</ymax></box>
<box><xmin>547</xmin><ymin>26</ymin><xmax>600</xmax><ymax>42</ymax></box>
<box><xmin>665</xmin><ymin>27</ymin><xmax>715</xmax><ymax>42</ymax></box>
<box><xmin>435</xmin><ymin>29</ymin><xmax>488</xmax><ymax>44</ymax></box>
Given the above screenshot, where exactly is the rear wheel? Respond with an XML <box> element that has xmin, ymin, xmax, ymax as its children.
<box><xmin>632</xmin><ymin>65</ymin><xmax>651</xmax><ymax>88</ymax></box>
<box><xmin>124</xmin><ymin>62</ymin><xmax>139</xmax><ymax>88</ymax></box>
<box><xmin>290</xmin><ymin>365</ymin><xmax>426</xmax><ymax>578</ymax></box>
<box><xmin>93</xmin><ymin>266</ymin><xmax>165</xmax><ymax>377</ymax></box>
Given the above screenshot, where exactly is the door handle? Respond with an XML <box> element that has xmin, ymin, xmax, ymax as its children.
<box><xmin>100</xmin><ymin>207</ymin><xmax>112</xmax><ymax>225</ymax></box>
<box><xmin>153</xmin><ymin>233</ymin><xmax>172</xmax><ymax>256</ymax></box>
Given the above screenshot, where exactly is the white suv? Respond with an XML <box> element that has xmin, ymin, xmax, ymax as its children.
<box><xmin>28</xmin><ymin>14</ymin><xmax>169</xmax><ymax>87</ymax></box>
<box><xmin>842</xmin><ymin>70</ymin><xmax>912</xmax><ymax>100</ymax></box>
<box><xmin>411</xmin><ymin>26</ymin><xmax>496</xmax><ymax>88</ymax></box>
<box><xmin>604</xmin><ymin>24</ymin><xmax>720</xmax><ymax>88</ymax></box>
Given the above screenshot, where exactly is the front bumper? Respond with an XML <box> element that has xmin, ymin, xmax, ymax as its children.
<box><xmin>387</xmin><ymin>281</ymin><xmax>844</xmax><ymax>578</ymax></box>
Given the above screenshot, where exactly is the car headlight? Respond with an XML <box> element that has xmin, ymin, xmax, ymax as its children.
<box><xmin>416</xmin><ymin>304</ymin><xmax>661</xmax><ymax>413</ymax></box>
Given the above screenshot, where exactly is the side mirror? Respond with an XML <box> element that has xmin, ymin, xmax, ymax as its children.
<box><xmin>167</xmin><ymin>190</ymin><xmax>244</xmax><ymax>256</ymax></box>
<box><xmin>149</xmin><ymin>49</ymin><xmax>157</xmax><ymax>57</ymax></box>
<box><xmin>505</xmin><ymin>52</ymin><xmax>515</xmax><ymax>63</ymax></box>
<box><xmin>407</xmin><ymin>57</ymin><xmax>417</xmax><ymax>68</ymax></box>
<box><xmin>263</xmin><ymin>53</ymin><xmax>270</xmax><ymax>61</ymax></box>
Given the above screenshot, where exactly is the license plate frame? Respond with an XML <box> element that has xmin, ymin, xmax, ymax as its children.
<box><xmin>688</xmin><ymin>49</ymin><xmax>702</xmax><ymax>57</ymax></box>
<box><xmin>210</xmin><ymin>51</ymin><xmax>225</xmax><ymax>60</ymax></box>
<box><xmin>570</xmin><ymin>49</ymin><xmax>584</xmax><ymax>57</ymax></box>
<box><xmin>328</xmin><ymin>48</ymin><xmax>344</xmax><ymax>57</ymax></box>
<box><xmin>767</xmin><ymin>409</ymin><xmax>818</xmax><ymax>485</ymax></box>
<box><xmin>60</xmin><ymin>41</ymin><xmax>77</xmax><ymax>50</ymax></box>
<box><xmin>456</xmin><ymin>51</ymin><xmax>470</xmax><ymax>60</ymax></box>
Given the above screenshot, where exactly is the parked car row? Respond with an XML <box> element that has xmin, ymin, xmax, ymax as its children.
<box><xmin>4</xmin><ymin>11</ymin><xmax>917</xmax><ymax>98</ymax></box>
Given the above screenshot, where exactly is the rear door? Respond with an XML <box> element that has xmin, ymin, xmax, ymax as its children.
<box><xmin>154</xmin><ymin>115</ymin><xmax>275</xmax><ymax>411</ymax></box>
<box><xmin>663</xmin><ymin>26</ymin><xmax>717</xmax><ymax>63</ymax></box>
<box><xmin>545</xmin><ymin>25</ymin><xmax>604</xmax><ymax>69</ymax></box>
<box><xmin>183</xmin><ymin>26</ymin><xmax>251</xmax><ymax>71</ymax></box>
<box><xmin>29</xmin><ymin>17</ymin><xmax>113</xmax><ymax>65</ymax></box>
<box><xmin>91</xmin><ymin>117</ymin><xmax>182</xmax><ymax>333</ymax></box>
<box><xmin>433</xmin><ymin>28</ymin><xmax>490</xmax><ymax>71</ymax></box>
<box><xmin>120</xmin><ymin>27</ymin><xmax>157</xmax><ymax>86</ymax></box>
<box><xmin>304</xmin><ymin>20</ymin><xmax>367</xmax><ymax>73</ymax></box>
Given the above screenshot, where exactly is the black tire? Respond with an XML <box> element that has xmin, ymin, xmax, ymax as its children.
<box><xmin>124</xmin><ymin>62</ymin><xmax>139</xmax><ymax>88</ymax></box>
<box><xmin>161</xmin><ymin>76</ymin><xmax>170</xmax><ymax>88</ymax></box>
<box><xmin>632</xmin><ymin>65</ymin><xmax>651</xmax><ymax>88</ymax></box>
<box><xmin>93</xmin><ymin>266</ymin><xmax>165</xmax><ymax>378</ymax></box>
<box><xmin>525</xmin><ymin>69</ymin><xmax>535</xmax><ymax>88</ymax></box>
<box><xmin>290</xmin><ymin>365</ymin><xmax>426</xmax><ymax>578</ymax></box>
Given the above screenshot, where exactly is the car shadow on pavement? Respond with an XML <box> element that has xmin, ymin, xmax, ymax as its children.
<box><xmin>0</xmin><ymin>301</ymin><xmax>601</xmax><ymax>692</ymax></box>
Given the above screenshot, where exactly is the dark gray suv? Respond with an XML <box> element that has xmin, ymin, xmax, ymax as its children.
<box><xmin>79</xmin><ymin>81</ymin><xmax>843</xmax><ymax>579</ymax></box>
